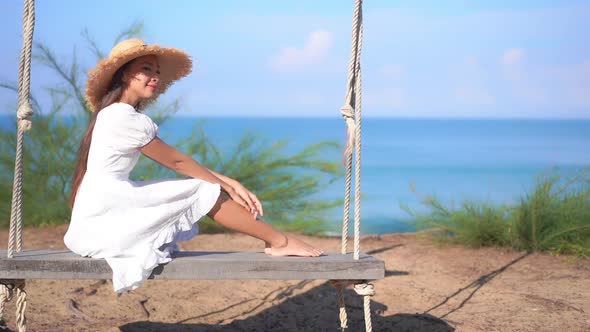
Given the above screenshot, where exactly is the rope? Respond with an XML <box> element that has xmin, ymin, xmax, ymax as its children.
<box><xmin>354</xmin><ymin>282</ymin><xmax>375</xmax><ymax>332</ymax></box>
<box><xmin>352</xmin><ymin>1</ymin><xmax>363</xmax><ymax>263</ymax></box>
<box><xmin>331</xmin><ymin>280</ymin><xmax>375</xmax><ymax>332</ymax></box>
<box><xmin>0</xmin><ymin>284</ymin><xmax>13</xmax><ymax>323</ymax></box>
<box><xmin>340</xmin><ymin>0</ymin><xmax>363</xmax><ymax>261</ymax></box>
<box><xmin>330</xmin><ymin>280</ymin><xmax>349</xmax><ymax>330</ymax></box>
<box><xmin>340</xmin><ymin>1</ymin><xmax>374</xmax><ymax>331</ymax></box>
<box><xmin>0</xmin><ymin>280</ymin><xmax>26</xmax><ymax>332</ymax></box>
<box><xmin>341</xmin><ymin>152</ymin><xmax>352</xmax><ymax>255</ymax></box>
<box><xmin>15</xmin><ymin>284</ymin><xmax>27</xmax><ymax>332</ymax></box>
<box><xmin>337</xmin><ymin>287</ymin><xmax>348</xmax><ymax>331</ymax></box>
<box><xmin>6</xmin><ymin>1</ymin><xmax>35</xmax><ymax>330</ymax></box>
<box><xmin>8</xmin><ymin>0</ymin><xmax>35</xmax><ymax>258</ymax></box>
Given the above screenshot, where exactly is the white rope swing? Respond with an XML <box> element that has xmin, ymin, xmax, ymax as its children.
<box><xmin>1</xmin><ymin>0</ymin><xmax>34</xmax><ymax>330</ymax></box>
<box><xmin>1</xmin><ymin>1</ymin><xmax>376</xmax><ymax>331</ymax></box>
<box><xmin>334</xmin><ymin>0</ymin><xmax>376</xmax><ymax>331</ymax></box>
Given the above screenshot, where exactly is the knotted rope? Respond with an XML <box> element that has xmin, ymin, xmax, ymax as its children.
<box><xmin>2</xmin><ymin>1</ymin><xmax>35</xmax><ymax>331</ymax></box>
<box><xmin>0</xmin><ymin>283</ymin><xmax>12</xmax><ymax>323</ymax></box>
<box><xmin>0</xmin><ymin>280</ymin><xmax>26</xmax><ymax>332</ymax></box>
<box><xmin>340</xmin><ymin>0</ymin><xmax>363</xmax><ymax>261</ymax></box>
<box><xmin>330</xmin><ymin>280</ymin><xmax>375</xmax><ymax>331</ymax></box>
<box><xmin>337</xmin><ymin>1</ymin><xmax>375</xmax><ymax>331</ymax></box>
<box><xmin>354</xmin><ymin>282</ymin><xmax>375</xmax><ymax>332</ymax></box>
<box><xmin>8</xmin><ymin>0</ymin><xmax>35</xmax><ymax>258</ymax></box>
<box><xmin>330</xmin><ymin>280</ymin><xmax>349</xmax><ymax>331</ymax></box>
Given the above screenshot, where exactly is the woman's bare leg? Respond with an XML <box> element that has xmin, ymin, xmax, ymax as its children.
<box><xmin>207</xmin><ymin>192</ymin><xmax>323</xmax><ymax>257</ymax></box>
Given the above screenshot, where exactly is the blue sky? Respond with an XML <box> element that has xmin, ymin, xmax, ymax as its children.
<box><xmin>1</xmin><ymin>0</ymin><xmax>589</xmax><ymax>118</ymax></box>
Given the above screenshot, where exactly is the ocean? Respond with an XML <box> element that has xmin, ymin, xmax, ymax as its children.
<box><xmin>2</xmin><ymin>115</ymin><xmax>590</xmax><ymax>234</ymax></box>
<box><xmin>163</xmin><ymin>117</ymin><xmax>590</xmax><ymax>234</ymax></box>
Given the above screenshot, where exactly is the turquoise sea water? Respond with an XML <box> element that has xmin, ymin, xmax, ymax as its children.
<box><xmin>2</xmin><ymin>116</ymin><xmax>590</xmax><ymax>234</ymax></box>
<box><xmin>163</xmin><ymin>117</ymin><xmax>590</xmax><ymax>234</ymax></box>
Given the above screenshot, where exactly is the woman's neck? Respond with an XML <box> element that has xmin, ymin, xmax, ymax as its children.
<box><xmin>118</xmin><ymin>91</ymin><xmax>140</xmax><ymax>109</ymax></box>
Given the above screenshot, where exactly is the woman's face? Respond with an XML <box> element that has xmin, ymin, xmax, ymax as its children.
<box><xmin>122</xmin><ymin>55</ymin><xmax>160</xmax><ymax>101</ymax></box>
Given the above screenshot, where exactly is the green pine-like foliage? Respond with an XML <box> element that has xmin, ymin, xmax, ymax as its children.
<box><xmin>403</xmin><ymin>168</ymin><xmax>590</xmax><ymax>257</ymax></box>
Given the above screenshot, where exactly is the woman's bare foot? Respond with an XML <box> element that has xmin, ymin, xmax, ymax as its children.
<box><xmin>266</xmin><ymin>234</ymin><xmax>323</xmax><ymax>257</ymax></box>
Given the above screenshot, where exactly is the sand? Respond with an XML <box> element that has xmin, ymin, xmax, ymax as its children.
<box><xmin>0</xmin><ymin>225</ymin><xmax>589</xmax><ymax>331</ymax></box>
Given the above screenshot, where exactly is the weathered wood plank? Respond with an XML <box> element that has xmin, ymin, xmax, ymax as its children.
<box><xmin>0</xmin><ymin>250</ymin><xmax>384</xmax><ymax>280</ymax></box>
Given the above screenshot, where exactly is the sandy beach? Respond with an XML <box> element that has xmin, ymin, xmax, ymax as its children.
<box><xmin>0</xmin><ymin>225</ymin><xmax>589</xmax><ymax>331</ymax></box>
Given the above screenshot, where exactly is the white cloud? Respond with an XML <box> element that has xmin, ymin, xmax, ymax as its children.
<box><xmin>269</xmin><ymin>30</ymin><xmax>332</xmax><ymax>73</ymax></box>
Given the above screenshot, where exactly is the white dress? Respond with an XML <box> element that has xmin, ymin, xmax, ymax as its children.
<box><xmin>64</xmin><ymin>102</ymin><xmax>220</xmax><ymax>293</ymax></box>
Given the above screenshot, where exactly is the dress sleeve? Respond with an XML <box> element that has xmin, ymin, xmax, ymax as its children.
<box><xmin>103</xmin><ymin>111</ymin><xmax>159</xmax><ymax>151</ymax></box>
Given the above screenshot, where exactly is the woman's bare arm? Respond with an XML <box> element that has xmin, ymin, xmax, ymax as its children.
<box><xmin>209</xmin><ymin>170</ymin><xmax>237</xmax><ymax>187</ymax></box>
<box><xmin>140</xmin><ymin>137</ymin><xmax>257</xmax><ymax>212</ymax></box>
<box><xmin>140</xmin><ymin>137</ymin><xmax>228</xmax><ymax>188</ymax></box>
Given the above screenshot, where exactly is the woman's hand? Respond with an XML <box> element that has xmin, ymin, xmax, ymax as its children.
<box><xmin>226</xmin><ymin>182</ymin><xmax>264</xmax><ymax>219</ymax></box>
<box><xmin>204</xmin><ymin>169</ymin><xmax>263</xmax><ymax>219</ymax></box>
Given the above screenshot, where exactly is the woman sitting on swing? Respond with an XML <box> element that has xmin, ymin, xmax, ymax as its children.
<box><xmin>64</xmin><ymin>39</ymin><xmax>323</xmax><ymax>293</ymax></box>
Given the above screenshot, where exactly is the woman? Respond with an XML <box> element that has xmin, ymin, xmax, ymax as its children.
<box><xmin>64</xmin><ymin>39</ymin><xmax>322</xmax><ymax>293</ymax></box>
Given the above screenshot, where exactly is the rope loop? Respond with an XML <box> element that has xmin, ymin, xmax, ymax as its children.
<box><xmin>353</xmin><ymin>282</ymin><xmax>375</xmax><ymax>297</ymax></box>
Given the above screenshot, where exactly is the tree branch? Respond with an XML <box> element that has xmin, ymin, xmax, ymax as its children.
<box><xmin>34</xmin><ymin>42</ymin><xmax>89</xmax><ymax>113</ymax></box>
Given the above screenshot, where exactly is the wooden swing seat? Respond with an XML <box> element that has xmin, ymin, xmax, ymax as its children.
<box><xmin>0</xmin><ymin>250</ymin><xmax>384</xmax><ymax>280</ymax></box>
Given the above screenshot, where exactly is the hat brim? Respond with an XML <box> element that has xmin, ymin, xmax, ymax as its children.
<box><xmin>85</xmin><ymin>44</ymin><xmax>192</xmax><ymax>112</ymax></box>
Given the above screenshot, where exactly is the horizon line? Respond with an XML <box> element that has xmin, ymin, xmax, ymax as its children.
<box><xmin>1</xmin><ymin>112</ymin><xmax>590</xmax><ymax>121</ymax></box>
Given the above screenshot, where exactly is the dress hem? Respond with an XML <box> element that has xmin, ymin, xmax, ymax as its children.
<box><xmin>112</xmin><ymin>181</ymin><xmax>221</xmax><ymax>293</ymax></box>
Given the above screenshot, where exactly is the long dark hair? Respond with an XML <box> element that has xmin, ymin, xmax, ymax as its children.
<box><xmin>69</xmin><ymin>62</ymin><xmax>132</xmax><ymax>208</ymax></box>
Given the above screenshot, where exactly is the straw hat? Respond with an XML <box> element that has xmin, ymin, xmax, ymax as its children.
<box><xmin>85</xmin><ymin>38</ymin><xmax>192</xmax><ymax>112</ymax></box>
